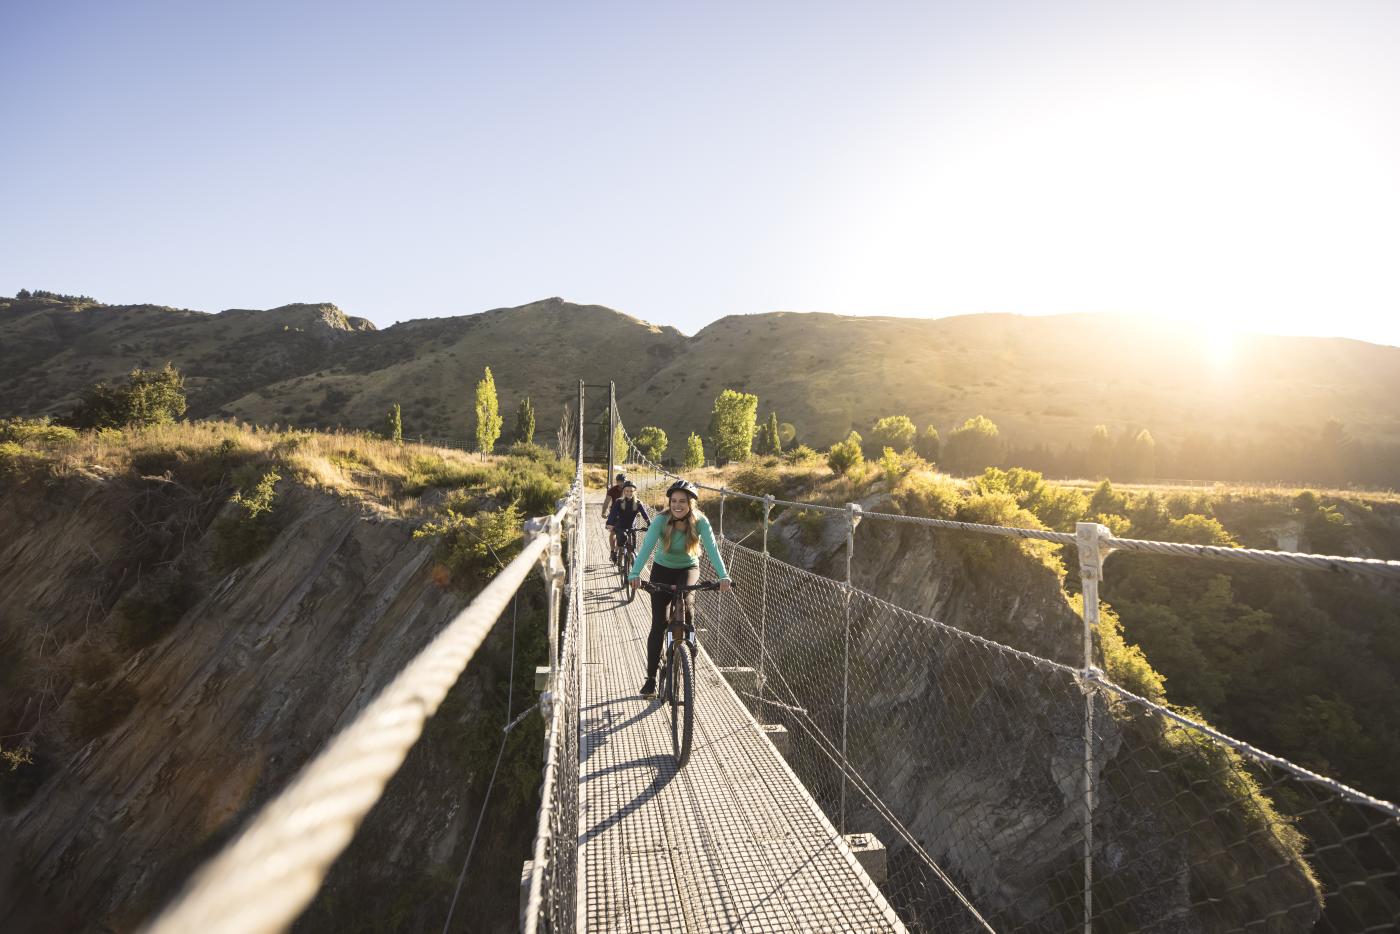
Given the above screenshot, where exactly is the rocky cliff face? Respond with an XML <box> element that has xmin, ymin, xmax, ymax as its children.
<box><xmin>734</xmin><ymin>495</ymin><xmax>1321</xmax><ymax>932</ymax></box>
<box><xmin>0</xmin><ymin>469</ymin><xmax>542</xmax><ymax>933</ymax></box>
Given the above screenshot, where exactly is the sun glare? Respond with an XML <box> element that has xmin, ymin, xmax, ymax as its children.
<box><xmin>1204</xmin><ymin>327</ymin><xmax>1236</xmax><ymax>372</ymax></box>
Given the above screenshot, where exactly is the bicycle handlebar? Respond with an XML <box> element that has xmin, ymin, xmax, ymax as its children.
<box><xmin>635</xmin><ymin>579</ymin><xmax>732</xmax><ymax>594</ymax></box>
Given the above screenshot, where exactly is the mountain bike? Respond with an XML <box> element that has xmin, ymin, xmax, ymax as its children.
<box><xmin>636</xmin><ymin>579</ymin><xmax>727</xmax><ymax>767</ymax></box>
<box><xmin>614</xmin><ymin>523</ymin><xmax>648</xmax><ymax>601</ymax></box>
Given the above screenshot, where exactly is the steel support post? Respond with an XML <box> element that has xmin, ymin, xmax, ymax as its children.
<box><xmin>608</xmin><ymin>381</ymin><xmax>617</xmax><ymax>481</ymax></box>
<box><xmin>1075</xmin><ymin>521</ymin><xmax>1111</xmax><ymax>934</ymax></box>
<box><xmin>840</xmin><ymin>502</ymin><xmax>862</xmax><ymax>834</ymax></box>
<box><xmin>758</xmin><ymin>494</ymin><xmax>774</xmax><ymax>705</ymax></box>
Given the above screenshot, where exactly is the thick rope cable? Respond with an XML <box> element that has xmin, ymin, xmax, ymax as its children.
<box><xmin>441</xmin><ymin>590</ymin><xmax>520</xmax><ymax>934</ymax></box>
<box><xmin>143</xmin><ymin>486</ymin><xmax>579</xmax><ymax>934</ymax></box>
<box><xmin>618</xmin><ymin>424</ymin><xmax>1400</xmax><ymax>578</ymax></box>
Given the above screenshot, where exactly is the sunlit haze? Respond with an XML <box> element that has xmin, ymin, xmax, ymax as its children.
<box><xmin>2</xmin><ymin>0</ymin><xmax>1397</xmax><ymax>346</ymax></box>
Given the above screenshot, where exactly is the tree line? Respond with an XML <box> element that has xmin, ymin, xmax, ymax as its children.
<box><xmin>35</xmin><ymin>363</ymin><xmax>1400</xmax><ymax>489</ymax></box>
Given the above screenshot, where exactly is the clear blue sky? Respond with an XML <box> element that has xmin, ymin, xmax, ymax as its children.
<box><xmin>3</xmin><ymin>0</ymin><xmax>1398</xmax><ymax>346</ymax></box>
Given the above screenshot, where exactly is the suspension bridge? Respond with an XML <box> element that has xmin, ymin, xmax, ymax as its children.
<box><xmin>143</xmin><ymin>382</ymin><xmax>1400</xmax><ymax>933</ymax></box>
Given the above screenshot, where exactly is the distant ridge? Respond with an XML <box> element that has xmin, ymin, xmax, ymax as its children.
<box><xmin>3</xmin><ymin>293</ymin><xmax>1399</xmax><ymax>456</ymax></box>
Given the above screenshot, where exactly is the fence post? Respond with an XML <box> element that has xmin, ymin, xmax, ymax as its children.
<box><xmin>758</xmin><ymin>494</ymin><xmax>774</xmax><ymax>706</ymax></box>
<box><xmin>526</xmin><ymin>514</ymin><xmax>567</xmax><ymax>674</ymax></box>
<box><xmin>841</xmin><ymin>502</ymin><xmax>862</xmax><ymax>834</ymax></box>
<box><xmin>718</xmin><ymin>487</ymin><xmax>727</xmax><ymax>540</ymax></box>
<box><xmin>1075</xmin><ymin>521</ymin><xmax>1111</xmax><ymax>934</ymax></box>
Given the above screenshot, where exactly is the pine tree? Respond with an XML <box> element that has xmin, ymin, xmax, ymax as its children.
<box><xmin>474</xmin><ymin>367</ymin><xmax>502</xmax><ymax>455</ymax></box>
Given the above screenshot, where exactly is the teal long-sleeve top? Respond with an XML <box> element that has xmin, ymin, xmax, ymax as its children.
<box><xmin>628</xmin><ymin>514</ymin><xmax>729</xmax><ymax>581</ymax></box>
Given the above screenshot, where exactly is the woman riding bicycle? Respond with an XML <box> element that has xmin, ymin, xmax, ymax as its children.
<box><xmin>628</xmin><ymin>479</ymin><xmax>732</xmax><ymax>697</ymax></box>
<box><xmin>605</xmin><ymin>481</ymin><xmax>650</xmax><ymax>556</ymax></box>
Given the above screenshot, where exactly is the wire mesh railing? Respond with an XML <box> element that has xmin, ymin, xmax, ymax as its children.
<box><xmin>614</xmin><ymin>427</ymin><xmax>1400</xmax><ymax>933</ymax></box>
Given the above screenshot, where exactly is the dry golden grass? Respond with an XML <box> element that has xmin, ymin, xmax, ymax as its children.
<box><xmin>16</xmin><ymin>420</ymin><xmax>512</xmax><ymax>518</ymax></box>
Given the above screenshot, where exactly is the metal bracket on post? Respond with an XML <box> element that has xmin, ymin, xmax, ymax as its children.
<box><xmin>526</xmin><ymin>514</ymin><xmax>567</xmax><ymax>682</ymax></box>
<box><xmin>1074</xmin><ymin>521</ymin><xmax>1112</xmax><ymax>934</ymax></box>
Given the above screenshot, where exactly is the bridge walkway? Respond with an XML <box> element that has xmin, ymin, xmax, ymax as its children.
<box><xmin>577</xmin><ymin>501</ymin><xmax>904</xmax><ymax>932</ymax></box>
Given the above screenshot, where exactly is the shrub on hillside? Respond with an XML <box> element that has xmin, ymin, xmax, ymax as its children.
<box><xmin>1164</xmin><ymin>514</ymin><xmax>1237</xmax><ymax>547</ymax></box>
<box><xmin>214</xmin><ymin>468</ymin><xmax>283</xmax><ymax>568</ymax></box>
<box><xmin>0</xmin><ymin>417</ymin><xmax>78</xmax><ymax>446</ymax></box>
<box><xmin>869</xmin><ymin>415</ymin><xmax>916</xmax><ymax>455</ymax></box>
<box><xmin>892</xmin><ymin>471</ymin><xmax>960</xmax><ymax>519</ymax></box>
<box><xmin>827</xmin><ymin>431</ymin><xmax>864</xmax><ymax>476</ymax></box>
<box><xmin>784</xmin><ymin>444</ymin><xmax>821</xmax><ymax>466</ymax></box>
<box><xmin>66</xmin><ymin>364</ymin><xmax>187</xmax><ymax>430</ymax></box>
<box><xmin>879</xmin><ymin>447</ymin><xmax>926</xmax><ymax>485</ymax></box>
<box><xmin>415</xmin><ymin>502</ymin><xmax>524</xmax><ymax>585</ymax></box>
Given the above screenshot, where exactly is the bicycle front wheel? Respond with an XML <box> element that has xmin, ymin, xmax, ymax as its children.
<box><xmin>670</xmin><ymin>643</ymin><xmax>694</xmax><ymax>767</ymax></box>
<box><xmin>623</xmin><ymin>552</ymin><xmax>636</xmax><ymax>602</ymax></box>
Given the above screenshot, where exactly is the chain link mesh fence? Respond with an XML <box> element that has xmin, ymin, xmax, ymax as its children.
<box><xmin>551</xmin><ymin>443</ymin><xmax>1400</xmax><ymax>932</ymax></box>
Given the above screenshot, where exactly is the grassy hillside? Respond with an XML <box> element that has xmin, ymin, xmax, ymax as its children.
<box><xmin>620</xmin><ymin>310</ymin><xmax>1400</xmax><ymax>454</ymax></box>
<box><xmin>5</xmin><ymin>293</ymin><xmax>1399</xmax><ymax>481</ymax></box>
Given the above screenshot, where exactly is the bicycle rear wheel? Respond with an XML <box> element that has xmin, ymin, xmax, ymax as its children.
<box><xmin>670</xmin><ymin>643</ymin><xmax>694</xmax><ymax>767</ymax></box>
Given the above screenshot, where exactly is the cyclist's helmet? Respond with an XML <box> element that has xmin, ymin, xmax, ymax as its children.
<box><xmin>615</xmin><ymin>472</ymin><xmax>626</xmax><ymax>482</ymax></box>
<box><xmin>622</xmin><ymin>480</ymin><xmax>637</xmax><ymax>490</ymax></box>
<box><xmin>666</xmin><ymin>479</ymin><xmax>700</xmax><ymax>500</ymax></box>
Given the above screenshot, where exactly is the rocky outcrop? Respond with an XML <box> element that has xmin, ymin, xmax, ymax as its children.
<box><xmin>0</xmin><ymin>472</ymin><xmax>540</xmax><ymax>933</ymax></box>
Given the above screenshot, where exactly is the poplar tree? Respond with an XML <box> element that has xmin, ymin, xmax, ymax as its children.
<box><xmin>474</xmin><ymin>367</ymin><xmax>502</xmax><ymax>454</ymax></box>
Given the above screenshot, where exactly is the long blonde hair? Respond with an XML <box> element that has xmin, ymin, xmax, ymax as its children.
<box><xmin>663</xmin><ymin>503</ymin><xmax>705</xmax><ymax>556</ymax></box>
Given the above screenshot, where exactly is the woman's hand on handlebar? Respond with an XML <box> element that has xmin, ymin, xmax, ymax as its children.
<box><xmin>630</xmin><ymin>578</ymin><xmax>641</xmax><ymax>591</ymax></box>
<box><xmin>719</xmin><ymin>579</ymin><xmax>733</xmax><ymax>594</ymax></box>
